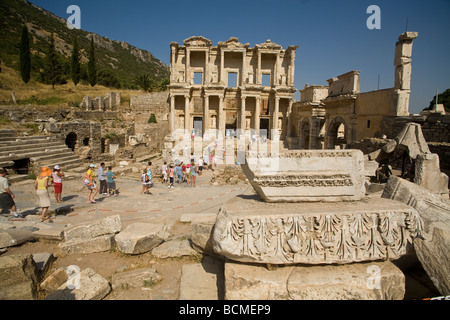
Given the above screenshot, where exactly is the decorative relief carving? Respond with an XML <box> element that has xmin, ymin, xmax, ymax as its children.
<box><xmin>255</xmin><ymin>174</ymin><xmax>354</xmax><ymax>188</ymax></box>
<box><xmin>213</xmin><ymin>207</ymin><xmax>423</xmax><ymax>265</ymax></box>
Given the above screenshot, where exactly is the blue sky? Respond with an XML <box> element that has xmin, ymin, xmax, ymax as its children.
<box><xmin>30</xmin><ymin>0</ymin><xmax>450</xmax><ymax>114</ymax></box>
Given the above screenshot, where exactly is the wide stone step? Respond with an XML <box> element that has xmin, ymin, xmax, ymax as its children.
<box><xmin>0</xmin><ymin>141</ymin><xmax>65</xmax><ymax>152</ymax></box>
<box><xmin>0</xmin><ymin>130</ymin><xmax>16</xmax><ymax>138</ymax></box>
<box><xmin>6</xmin><ymin>174</ymin><xmax>30</xmax><ymax>184</ymax></box>
<box><xmin>29</xmin><ymin>149</ymin><xmax>75</xmax><ymax>162</ymax></box>
<box><xmin>0</xmin><ymin>147</ymin><xmax>71</xmax><ymax>159</ymax></box>
<box><xmin>37</xmin><ymin>157</ymin><xmax>82</xmax><ymax>170</ymax></box>
<box><xmin>0</xmin><ymin>135</ymin><xmax>57</xmax><ymax>143</ymax></box>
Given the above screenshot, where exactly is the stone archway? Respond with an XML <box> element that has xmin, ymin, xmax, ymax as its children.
<box><xmin>65</xmin><ymin>132</ymin><xmax>77</xmax><ymax>151</ymax></box>
<box><xmin>299</xmin><ymin>118</ymin><xmax>311</xmax><ymax>149</ymax></box>
<box><xmin>326</xmin><ymin>117</ymin><xmax>347</xmax><ymax>149</ymax></box>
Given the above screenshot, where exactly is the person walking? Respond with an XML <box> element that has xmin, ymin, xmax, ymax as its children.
<box><xmin>52</xmin><ymin>165</ymin><xmax>64</xmax><ymax>203</ymax></box>
<box><xmin>190</xmin><ymin>161</ymin><xmax>197</xmax><ymax>188</ymax></box>
<box><xmin>140</xmin><ymin>169</ymin><xmax>150</xmax><ymax>194</ymax></box>
<box><xmin>106</xmin><ymin>166</ymin><xmax>117</xmax><ymax>197</ymax></box>
<box><xmin>84</xmin><ymin>164</ymin><xmax>98</xmax><ymax>203</ymax></box>
<box><xmin>146</xmin><ymin>162</ymin><xmax>153</xmax><ymax>188</ymax></box>
<box><xmin>0</xmin><ymin>169</ymin><xmax>22</xmax><ymax>218</ymax></box>
<box><xmin>168</xmin><ymin>164</ymin><xmax>175</xmax><ymax>188</ymax></box>
<box><xmin>161</xmin><ymin>162</ymin><xmax>168</xmax><ymax>184</ymax></box>
<box><xmin>35</xmin><ymin>167</ymin><xmax>52</xmax><ymax>222</ymax></box>
<box><xmin>98</xmin><ymin>163</ymin><xmax>107</xmax><ymax>195</ymax></box>
<box><xmin>175</xmin><ymin>162</ymin><xmax>183</xmax><ymax>184</ymax></box>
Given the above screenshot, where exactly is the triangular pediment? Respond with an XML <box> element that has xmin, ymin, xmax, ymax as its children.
<box><xmin>183</xmin><ymin>36</ymin><xmax>212</xmax><ymax>47</ymax></box>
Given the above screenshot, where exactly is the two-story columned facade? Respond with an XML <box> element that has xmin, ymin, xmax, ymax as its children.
<box><xmin>168</xmin><ymin>36</ymin><xmax>298</xmax><ymax>140</ymax></box>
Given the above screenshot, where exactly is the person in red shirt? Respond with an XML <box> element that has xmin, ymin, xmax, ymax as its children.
<box><xmin>181</xmin><ymin>162</ymin><xmax>187</xmax><ymax>183</ymax></box>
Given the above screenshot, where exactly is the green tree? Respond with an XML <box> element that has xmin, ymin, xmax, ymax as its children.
<box><xmin>70</xmin><ymin>36</ymin><xmax>81</xmax><ymax>86</ymax></box>
<box><xmin>148</xmin><ymin>114</ymin><xmax>157</xmax><ymax>124</ymax></box>
<box><xmin>19</xmin><ymin>26</ymin><xmax>31</xmax><ymax>86</ymax></box>
<box><xmin>134</xmin><ymin>74</ymin><xmax>154</xmax><ymax>92</ymax></box>
<box><xmin>427</xmin><ymin>89</ymin><xmax>450</xmax><ymax>112</ymax></box>
<box><xmin>97</xmin><ymin>69</ymin><xmax>121</xmax><ymax>88</ymax></box>
<box><xmin>88</xmin><ymin>36</ymin><xmax>97</xmax><ymax>87</ymax></box>
<box><xmin>41</xmin><ymin>33</ymin><xmax>62</xmax><ymax>89</ymax></box>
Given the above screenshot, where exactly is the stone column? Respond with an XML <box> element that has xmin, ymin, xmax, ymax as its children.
<box><xmin>186</xmin><ymin>48</ymin><xmax>191</xmax><ymax>84</ymax></box>
<box><xmin>204</xmin><ymin>94</ymin><xmax>210</xmax><ymax>135</ymax></box>
<box><xmin>170</xmin><ymin>95</ymin><xmax>175</xmax><ymax>133</ymax></box>
<box><xmin>255</xmin><ymin>97</ymin><xmax>261</xmax><ymax>135</ymax></box>
<box><xmin>240</xmin><ymin>96</ymin><xmax>246</xmax><ymax>134</ymax></box>
<box><xmin>170</xmin><ymin>47</ymin><xmax>176</xmax><ymax>83</ymax></box>
<box><xmin>204</xmin><ymin>49</ymin><xmax>209</xmax><ymax>85</ymax></box>
<box><xmin>274</xmin><ymin>53</ymin><xmax>280</xmax><ymax>86</ymax></box>
<box><xmin>220</xmin><ymin>50</ymin><xmax>225</xmax><ymax>85</ymax></box>
<box><xmin>98</xmin><ymin>96</ymin><xmax>104</xmax><ymax>111</ymax></box>
<box><xmin>289</xmin><ymin>50</ymin><xmax>296</xmax><ymax>86</ymax></box>
<box><xmin>257</xmin><ymin>51</ymin><xmax>262</xmax><ymax>85</ymax></box>
<box><xmin>393</xmin><ymin>32</ymin><xmax>418</xmax><ymax>116</ymax></box>
<box><xmin>241</xmin><ymin>51</ymin><xmax>246</xmax><ymax>86</ymax></box>
<box><xmin>219</xmin><ymin>95</ymin><xmax>225</xmax><ymax>137</ymax></box>
<box><xmin>272</xmin><ymin>96</ymin><xmax>280</xmax><ymax>137</ymax></box>
<box><xmin>286</xmin><ymin>99</ymin><xmax>293</xmax><ymax>137</ymax></box>
<box><xmin>184</xmin><ymin>95</ymin><xmax>190</xmax><ymax>132</ymax></box>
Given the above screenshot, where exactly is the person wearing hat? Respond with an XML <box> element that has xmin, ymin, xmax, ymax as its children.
<box><xmin>34</xmin><ymin>167</ymin><xmax>53</xmax><ymax>222</ymax></box>
<box><xmin>52</xmin><ymin>165</ymin><xmax>65</xmax><ymax>203</ymax></box>
<box><xmin>0</xmin><ymin>168</ymin><xmax>22</xmax><ymax>218</ymax></box>
<box><xmin>84</xmin><ymin>164</ymin><xmax>98</xmax><ymax>203</ymax></box>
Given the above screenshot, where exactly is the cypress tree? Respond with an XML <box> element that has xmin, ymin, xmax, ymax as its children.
<box><xmin>42</xmin><ymin>33</ymin><xmax>62</xmax><ymax>89</ymax></box>
<box><xmin>19</xmin><ymin>26</ymin><xmax>31</xmax><ymax>86</ymax></box>
<box><xmin>70</xmin><ymin>36</ymin><xmax>81</xmax><ymax>86</ymax></box>
<box><xmin>88</xmin><ymin>37</ymin><xmax>97</xmax><ymax>87</ymax></box>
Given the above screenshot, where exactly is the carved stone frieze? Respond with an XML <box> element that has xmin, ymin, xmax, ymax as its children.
<box><xmin>212</xmin><ymin>198</ymin><xmax>423</xmax><ymax>265</ymax></box>
<box><xmin>242</xmin><ymin>149</ymin><xmax>366</xmax><ymax>202</ymax></box>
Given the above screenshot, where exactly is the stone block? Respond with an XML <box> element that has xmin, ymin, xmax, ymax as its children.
<box><xmin>32</xmin><ymin>225</ymin><xmax>65</xmax><ymax>241</ymax></box>
<box><xmin>151</xmin><ymin>239</ymin><xmax>197</xmax><ymax>259</ymax></box>
<box><xmin>58</xmin><ymin>235</ymin><xmax>115</xmax><ymax>255</ymax></box>
<box><xmin>213</xmin><ymin>197</ymin><xmax>423</xmax><ymax>265</ymax></box>
<box><xmin>40</xmin><ymin>267</ymin><xmax>69</xmax><ymax>292</ymax></box>
<box><xmin>64</xmin><ymin>215</ymin><xmax>121</xmax><ymax>241</ymax></box>
<box><xmin>0</xmin><ymin>229</ymin><xmax>35</xmax><ymax>249</ymax></box>
<box><xmin>0</xmin><ymin>254</ymin><xmax>39</xmax><ymax>300</ymax></box>
<box><xmin>45</xmin><ymin>267</ymin><xmax>111</xmax><ymax>300</ymax></box>
<box><xmin>225</xmin><ymin>261</ymin><xmax>405</xmax><ymax>300</ymax></box>
<box><xmin>115</xmin><ymin>223</ymin><xmax>166</xmax><ymax>255</ymax></box>
<box><xmin>32</xmin><ymin>252</ymin><xmax>55</xmax><ymax>279</ymax></box>
<box><xmin>190</xmin><ymin>215</ymin><xmax>217</xmax><ymax>255</ymax></box>
<box><xmin>382</xmin><ymin>176</ymin><xmax>450</xmax><ymax>295</ymax></box>
<box><xmin>111</xmin><ymin>268</ymin><xmax>162</xmax><ymax>290</ymax></box>
<box><xmin>414</xmin><ymin>153</ymin><xmax>449</xmax><ymax>199</ymax></box>
<box><xmin>242</xmin><ymin>150</ymin><xmax>366</xmax><ymax>202</ymax></box>
<box><xmin>178</xmin><ymin>256</ymin><xmax>224</xmax><ymax>300</ymax></box>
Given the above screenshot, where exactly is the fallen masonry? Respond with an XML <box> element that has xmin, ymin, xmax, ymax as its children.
<box><xmin>212</xmin><ymin>197</ymin><xmax>422</xmax><ymax>265</ymax></box>
<box><xmin>242</xmin><ymin>149</ymin><xmax>366</xmax><ymax>202</ymax></box>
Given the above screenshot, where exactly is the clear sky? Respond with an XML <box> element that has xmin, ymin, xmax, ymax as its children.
<box><xmin>30</xmin><ymin>0</ymin><xmax>450</xmax><ymax>114</ymax></box>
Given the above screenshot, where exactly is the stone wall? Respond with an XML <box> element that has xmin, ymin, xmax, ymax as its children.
<box><xmin>380</xmin><ymin>114</ymin><xmax>450</xmax><ymax>143</ymax></box>
<box><xmin>130</xmin><ymin>91</ymin><xmax>169</xmax><ymax>122</ymax></box>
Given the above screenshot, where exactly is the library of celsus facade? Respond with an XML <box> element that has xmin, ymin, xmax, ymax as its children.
<box><xmin>168</xmin><ymin>36</ymin><xmax>298</xmax><ymax>140</ymax></box>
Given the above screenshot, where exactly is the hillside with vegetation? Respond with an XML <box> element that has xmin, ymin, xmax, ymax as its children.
<box><xmin>0</xmin><ymin>0</ymin><xmax>169</xmax><ymax>92</ymax></box>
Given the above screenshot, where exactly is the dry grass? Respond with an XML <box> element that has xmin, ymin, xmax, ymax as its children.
<box><xmin>0</xmin><ymin>65</ymin><xmax>141</xmax><ymax>107</ymax></box>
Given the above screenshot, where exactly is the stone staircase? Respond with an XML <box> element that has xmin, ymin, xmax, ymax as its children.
<box><xmin>0</xmin><ymin>129</ymin><xmax>83</xmax><ymax>183</ymax></box>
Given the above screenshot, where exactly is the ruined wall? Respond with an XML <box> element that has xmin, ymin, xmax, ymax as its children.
<box><xmin>355</xmin><ymin>88</ymin><xmax>395</xmax><ymax>141</ymax></box>
<box><xmin>380</xmin><ymin>114</ymin><xmax>450</xmax><ymax>143</ymax></box>
<box><xmin>127</xmin><ymin>91</ymin><xmax>170</xmax><ymax>156</ymax></box>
